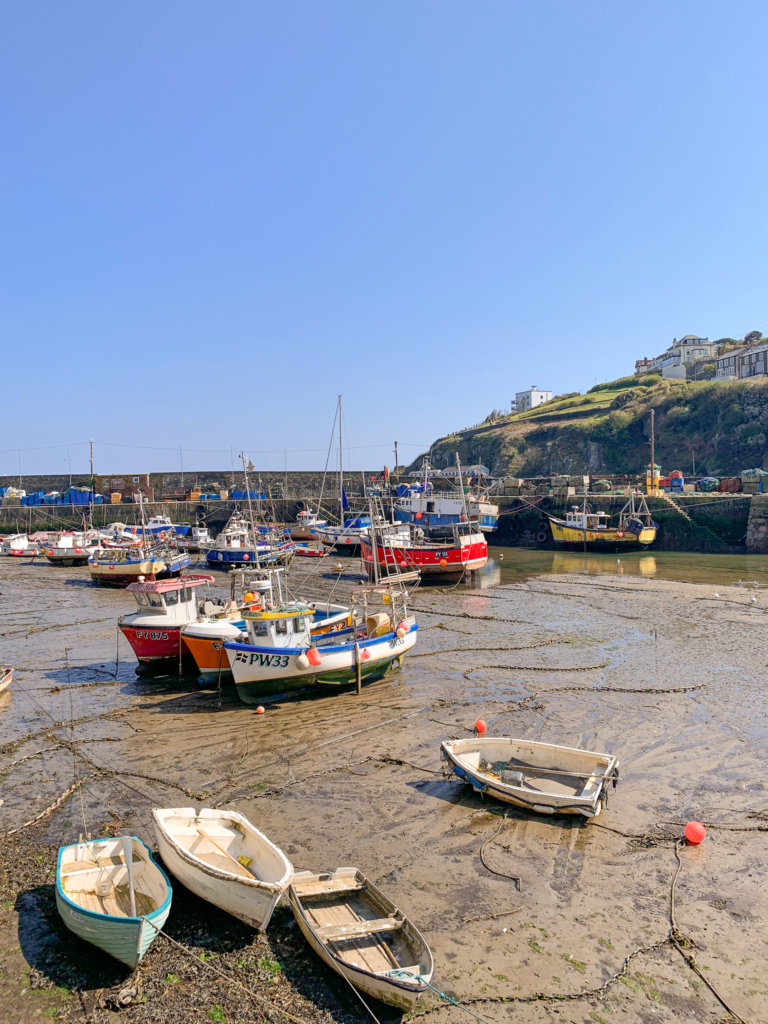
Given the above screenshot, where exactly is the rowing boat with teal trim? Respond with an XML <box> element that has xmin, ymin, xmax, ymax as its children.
<box><xmin>56</xmin><ymin>836</ymin><xmax>172</xmax><ymax>968</ymax></box>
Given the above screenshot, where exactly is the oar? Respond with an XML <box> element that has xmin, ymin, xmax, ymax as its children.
<box><xmin>196</xmin><ymin>828</ymin><xmax>255</xmax><ymax>879</ymax></box>
<box><xmin>122</xmin><ymin>836</ymin><xmax>137</xmax><ymax>917</ymax></box>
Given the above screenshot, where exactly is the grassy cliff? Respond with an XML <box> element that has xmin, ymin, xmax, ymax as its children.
<box><xmin>421</xmin><ymin>375</ymin><xmax>768</xmax><ymax>478</ymax></box>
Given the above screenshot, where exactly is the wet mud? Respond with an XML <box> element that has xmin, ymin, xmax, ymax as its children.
<box><xmin>1</xmin><ymin>555</ymin><xmax>767</xmax><ymax>1024</ymax></box>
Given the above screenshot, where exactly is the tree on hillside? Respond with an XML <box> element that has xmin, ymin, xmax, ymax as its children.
<box><xmin>743</xmin><ymin>330</ymin><xmax>763</xmax><ymax>346</ymax></box>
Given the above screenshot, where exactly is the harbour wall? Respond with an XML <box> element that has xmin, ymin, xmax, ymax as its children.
<box><xmin>0</xmin><ymin>486</ymin><xmax>754</xmax><ymax>553</ymax></box>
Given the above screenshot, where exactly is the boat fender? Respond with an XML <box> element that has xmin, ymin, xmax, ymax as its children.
<box><xmin>306</xmin><ymin>647</ymin><xmax>322</xmax><ymax>667</ymax></box>
<box><xmin>536</xmin><ymin>530</ymin><xmax>548</xmax><ymax>543</ymax></box>
<box><xmin>617</xmin><ymin>531</ymin><xmax>623</xmax><ymax>538</ymax></box>
<box><xmin>296</xmin><ymin>652</ymin><xmax>310</xmax><ymax>670</ymax></box>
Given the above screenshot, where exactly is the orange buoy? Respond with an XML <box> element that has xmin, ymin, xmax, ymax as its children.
<box><xmin>684</xmin><ymin>820</ymin><xmax>706</xmax><ymax>845</ymax></box>
<box><xmin>255</xmin><ymin>705</ymin><xmax>265</xmax><ymax>715</ymax></box>
<box><xmin>474</xmin><ymin>718</ymin><xmax>487</xmax><ymax>735</ymax></box>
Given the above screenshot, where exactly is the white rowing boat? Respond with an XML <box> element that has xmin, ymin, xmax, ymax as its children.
<box><xmin>289</xmin><ymin>867</ymin><xmax>434</xmax><ymax>1010</ymax></box>
<box><xmin>0</xmin><ymin>666</ymin><xmax>12</xmax><ymax>695</ymax></box>
<box><xmin>441</xmin><ymin>736</ymin><xmax>619</xmax><ymax>818</ymax></box>
<box><xmin>152</xmin><ymin>807</ymin><xmax>293</xmax><ymax>930</ymax></box>
<box><xmin>56</xmin><ymin>836</ymin><xmax>172</xmax><ymax>968</ymax></box>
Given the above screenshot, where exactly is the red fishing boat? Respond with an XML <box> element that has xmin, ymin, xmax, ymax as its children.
<box><xmin>360</xmin><ymin>522</ymin><xmax>487</xmax><ymax>582</ymax></box>
<box><xmin>118</xmin><ymin>575</ymin><xmax>232</xmax><ymax>666</ymax></box>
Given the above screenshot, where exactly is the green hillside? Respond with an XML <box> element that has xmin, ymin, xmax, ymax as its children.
<box><xmin>420</xmin><ymin>375</ymin><xmax>768</xmax><ymax>478</ymax></box>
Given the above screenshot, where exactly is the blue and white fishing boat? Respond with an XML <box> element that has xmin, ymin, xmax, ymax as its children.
<box><xmin>224</xmin><ymin>578</ymin><xmax>418</xmax><ymax>704</ymax></box>
<box><xmin>56</xmin><ymin>836</ymin><xmax>172</xmax><ymax>968</ymax></box>
<box><xmin>394</xmin><ymin>458</ymin><xmax>499</xmax><ymax>533</ymax></box>
<box><xmin>318</xmin><ymin>513</ymin><xmax>372</xmax><ymax>552</ymax></box>
<box><xmin>205</xmin><ymin>513</ymin><xmax>294</xmax><ymax>567</ymax></box>
<box><xmin>140</xmin><ymin>514</ymin><xmax>191</xmax><ymax>538</ymax></box>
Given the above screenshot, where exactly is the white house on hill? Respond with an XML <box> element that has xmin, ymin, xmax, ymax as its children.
<box><xmin>515</xmin><ymin>386</ymin><xmax>552</xmax><ymax>412</ymax></box>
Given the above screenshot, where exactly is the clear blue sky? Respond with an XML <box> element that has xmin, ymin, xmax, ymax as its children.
<box><xmin>2</xmin><ymin>1</ymin><xmax>766</xmax><ymax>478</ymax></box>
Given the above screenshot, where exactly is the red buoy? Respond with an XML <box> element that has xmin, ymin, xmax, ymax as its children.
<box><xmin>684</xmin><ymin>820</ymin><xmax>706</xmax><ymax>845</ymax></box>
<box><xmin>255</xmin><ymin>705</ymin><xmax>265</xmax><ymax>715</ymax></box>
<box><xmin>474</xmin><ymin>718</ymin><xmax>487</xmax><ymax>735</ymax></box>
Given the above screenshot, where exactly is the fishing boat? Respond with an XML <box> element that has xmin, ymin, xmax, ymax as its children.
<box><xmin>1</xmin><ymin>533</ymin><xmax>42</xmax><ymax>557</ymax></box>
<box><xmin>394</xmin><ymin>459</ymin><xmax>499</xmax><ymax>533</ymax></box>
<box><xmin>152</xmin><ymin>807</ymin><xmax>293</xmax><ymax>930</ymax></box>
<box><xmin>0</xmin><ymin>666</ymin><xmax>12</xmax><ymax>694</ymax></box>
<box><xmin>44</xmin><ymin>530</ymin><xmax>100</xmax><ymax>566</ymax></box>
<box><xmin>205</xmin><ymin>512</ymin><xmax>294</xmax><ymax>567</ymax></box>
<box><xmin>290</xmin><ymin>507</ymin><xmax>327</xmax><ymax>541</ymax></box>
<box><xmin>440</xmin><ymin>736</ymin><xmax>620</xmax><ymax>818</ymax></box>
<box><xmin>141</xmin><ymin>514</ymin><xmax>190</xmax><ymax>537</ymax></box>
<box><xmin>548</xmin><ymin>491</ymin><xmax>658</xmax><ymax>549</ymax></box>
<box><xmin>318</xmin><ymin>513</ymin><xmax>372</xmax><ymax>553</ymax></box>
<box><xmin>56</xmin><ymin>836</ymin><xmax>172</xmax><ymax>968</ymax></box>
<box><xmin>290</xmin><ymin>866</ymin><xmax>434</xmax><ymax>1010</ymax></box>
<box><xmin>224</xmin><ymin>579</ymin><xmax>417</xmax><ymax>703</ymax></box>
<box><xmin>88</xmin><ymin>544</ymin><xmax>192</xmax><ymax>587</ymax></box>
<box><xmin>118</xmin><ymin>574</ymin><xmax>227</xmax><ymax>665</ymax></box>
<box><xmin>361</xmin><ymin>521</ymin><xmax>487</xmax><ymax>582</ymax></box>
<box><xmin>176</xmin><ymin>524</ymin><xmax>211</xmax><ymax>553</ymax></box>
<box><xmin>294</xmin><ymin>542</ymin><xmax>326</xmax><ymax>557</ymax></box>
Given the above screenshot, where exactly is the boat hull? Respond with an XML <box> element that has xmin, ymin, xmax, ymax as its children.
<box><xmin>226</xmin><ymin>624</ymin><xmax>417</xmax><ymax>703</ymax></box>
<box><xmin>46</xmin><ymin>552</ymin><xmax>91</xmax><ymax>566</ymax></box>
<box><xmin>152</xmin><ymin>808</ymin><xmax>292</xmax><ymax>931</ymax></box>
<box><xmin>549</xmin><ymin>520</ymin><xmax>657</xmax><ymax>549</ymax></box>
<box><xmin>89</xmin><ymin>555</ymin><xmax>191</xmax><ymax>587</ymax></box>
<box><xmin>56</xmin><ymin>837</ymin><xmax>172</xmax><ymax>968</ymax></box>
<box><xmin>0</xmin><ymin>667</ymin><xmax>12</xmax><ymax>694</ymax></box>
<box><xmin>441</xmin><ymin>737</ymin><xmax>619</xmax><ymax>818</ymax></box>
<box><xmin>119</xmin><ymin>624</ymin><xmax>182</xmax><ymax>663</ymax></box>
<box><xmin>290</xmin><ymin>868</ymin><xmax>433</xmax><ymax>1011</ymax></box>
<box><xmin>360</xmin><ymin>537</ymin><xmax>488</xmax><ymax>580</ymax></box>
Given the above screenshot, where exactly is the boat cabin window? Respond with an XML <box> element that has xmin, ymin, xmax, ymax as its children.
<box><xmin>275</xmin><ymin>619</ymin><xmax>288</xmax><ymax>636</ymax></box>
<box><xmin>146</xmin><ymin>593</ymin><xmax>164</xmax><ymax>609</ymax></box>
<box><xmin>427</xmin><ymin>501</ymin><xmax>435</xmax><ymax>512</ymax></box>
<box><xmin>134</xmin><ymin>593</ymin><xmax>149</xmax><ymax>607</ymax></box>
<box><xmin>250</xmin><ymin>620</ymin><xmax>269</xmax><ymax>637</ymax></box>
<box><xmin>165</xmin><ymin>591</ymin><xmax>179</xmax><ymax>606</ymax></box>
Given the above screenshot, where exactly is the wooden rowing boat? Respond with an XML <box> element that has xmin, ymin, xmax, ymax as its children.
<box><xmin>0</xmin><ymin>666</ymin><xmax>12</xmax><ymax>694</ymax></box>
<box><xmin>56</xmin><ymin>836</ymin><xmax>172</xmax><ymax>968</ymax></box>
<box><xmin>440</xmin><ymin>736</ymin><xmax>619</xmax><ymax>818</ymax></box>
<box><xmin>289</xmin><ymin>867</ymin><xmax>433</xmax><ymax>1010</ymax></box>
<box><xmin>152</xmin><ymin>807</ymin><xmax>293</xmax><ymax>930</ymax></box>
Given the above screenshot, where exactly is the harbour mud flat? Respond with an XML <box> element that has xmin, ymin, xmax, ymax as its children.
<box><xmin>0</xmin><ymin>557</ymin><xmax>766</xmax><ymax>1024</ymax></box>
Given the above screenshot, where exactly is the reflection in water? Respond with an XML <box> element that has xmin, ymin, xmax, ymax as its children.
<box><xmin>476</xmin><ymin>547</ymin><xmax>768</xmax><ymax>588</ymax></box>
<box><xmin>550</xmin><ymin>553</ymin><xmax>657</xmax><ymax>577</ymax></box>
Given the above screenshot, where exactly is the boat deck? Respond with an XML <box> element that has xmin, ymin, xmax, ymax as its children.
<box><xmin>67</xmin><ymin>883</ymin><xmax>157</xmax><ymax>918</ymax></box>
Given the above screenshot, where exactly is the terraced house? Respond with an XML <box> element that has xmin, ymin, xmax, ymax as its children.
<box><xmin>715</xmin><ymin>340</ymin><xmax>768</xmax><ymax>379</ymax></box>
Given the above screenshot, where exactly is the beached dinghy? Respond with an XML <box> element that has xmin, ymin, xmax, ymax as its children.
<box><xmin>56</xmin><ymin>836</ymin><xmax>172</xmax><ymax>968</ymax></box>
<box><xmin>440</xmin><ymin>737</ymin><xmax>619</xmax><ymax>818</ymax></box>
<box><xmin>290</xmin><ymin>867</ymin><xmax>434</xmax><ymax>1010</ymax></box>
<box><xmin>0</xmin><ymin>666</ymin><xmax>12</xmax><ymax>694</ymax></box>
<box><xmin>152</xmin><ymin>807</ymin><xmax>293</xmax><ymax>930</ymax></box>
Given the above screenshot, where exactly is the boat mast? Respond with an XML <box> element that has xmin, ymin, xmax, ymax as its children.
<box><xmin>240</xmin><ymin>453</ymin><xmax>262</xmax><ymax>570</ymax></box>
<box><xmin>455</xmin><ymin>453</ymin><xmax>470</xmax><ymax>524</ymax></box>
<box><xmin>88</xmin><ymin>438</ymin><xmax>94</xmax><ymax>531</ymax></box>
<box><xmin>338</xmin><ymin>394</ymin><xmax>344</xmax><ymax>524</ymax></box>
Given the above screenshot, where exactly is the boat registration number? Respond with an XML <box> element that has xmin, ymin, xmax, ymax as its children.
<box><xmin>136</xmin><ymin>630</ymin><xmax>169</xmax><ymax>641</ymax></box>
<box><xmin>236</xmin><ymin>652</ymin><xmax>291</xmax><ymax>668</ymax></box>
